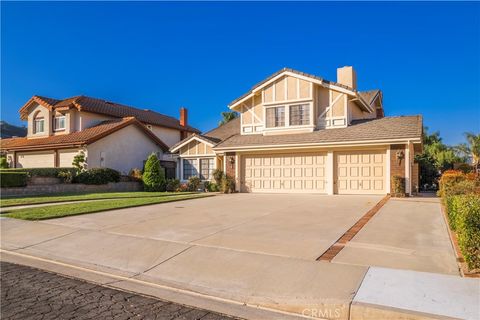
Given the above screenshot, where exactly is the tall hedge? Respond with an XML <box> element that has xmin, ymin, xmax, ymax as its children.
<box><xmin>0</xmin><ymin>172</ymin><xmax>28</xmax><ymax>188</ymax></box>
<box><xmin>142</xmin><ymin>153</ymin><xmax>165</xmax><ymax>191</ymax></box>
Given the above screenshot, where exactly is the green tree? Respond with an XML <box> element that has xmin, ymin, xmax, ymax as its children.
<box><xmin>415</xmin><ymin>127</ymin><xmax>461</xmax><ymax>189</ymax></box>
<box><xmin>455</xmin><ymin>132</ymin><xmax>480</xmax><ymax>172</ymax></box>
<box><xmin>219</xmin><ymin>111</ymin><xmax>238</xmax><ymax>126</ymax></box>
<box><xmin>142</xmin><ymin>153</ymin><xmax>165</xmax><ymax>191</ymax></box>
<box><xmin>72</xmin><ymin>151</ymin><xmax>86</xmax><ymax>171</ymax></box>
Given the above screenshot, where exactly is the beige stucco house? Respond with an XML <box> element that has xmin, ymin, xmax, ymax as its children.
<box><xmin>171</xmin><ymin>66</ymin><xmax>423</xmax><ymax>195</ymax></box>
<box><xmin>0</xmin><ymin>95</ymin><xmax>199</xmax><ymax>175</ymax></box>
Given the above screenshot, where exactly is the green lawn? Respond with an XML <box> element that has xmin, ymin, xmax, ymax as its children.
<box><xmin>3</xmin><ymin>193</ymin><xmax>212</xmax><ymax>220</ymax></box>
<box><xmin>0</xmin><ymin>191</ymin><xmax>196</xmax><ymax>207</ymax></box>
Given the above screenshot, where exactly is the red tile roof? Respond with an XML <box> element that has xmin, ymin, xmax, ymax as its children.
<box><xmin>0</xmin><ymin>117</ymin><xmax>169</xmax><ymax>151</ymax></box>
<box><xmin>19</xmin><ymin>95</ymin><xmax>200</xmax><ymax>133</ymax></box>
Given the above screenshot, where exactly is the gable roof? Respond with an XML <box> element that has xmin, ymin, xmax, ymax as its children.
<box><xmin>358</xmin><ymin>89</ymin><xmax>381</xmax><ymax>105</ymax></box>
<box><xmin>213</xmin><ymin>116</ymin><xmax>422</xmax><ymax>150</ymax></box>
<box><xmin>228</xmin><ymin>68</ymin><xmax>372</xmax><ymax>112</ymax></box>
<box><xmin>19</xmin><ymin>95</ymin><xmax>200</xmax><ymax>133</ymax></box>
<box><xmin>169</xmin><ymin>117</ymin><xmax>240</xmax><ymax>152</ymax></box>
<box><xmin>0</xmin><ymin>117</ymin><xmax>169</xmax><ymax>151</ymax></box>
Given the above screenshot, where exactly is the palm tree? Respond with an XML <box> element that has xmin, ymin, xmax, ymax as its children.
<box><xmin>456</xmin><ymin>132</ymin><xmax>480</xmax><ymax>172</ymax></box>
<box><xmin>219</xmin><ymin>111</ymin><xmax>238</xmax><ymax>126</ymax></box>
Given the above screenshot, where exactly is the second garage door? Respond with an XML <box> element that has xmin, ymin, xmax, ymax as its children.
<box><xmin>242</xmin><ymin>153</ymin><xmax>327</xmax><ymax>193</ymax></box>
<box><xmin>335</xmin><ymin>150</ymin><xmax>386</xmax><ymax>194</ymax></box>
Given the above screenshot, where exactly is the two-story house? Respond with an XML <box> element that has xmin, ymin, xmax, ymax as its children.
<box><xmin>0</xmin><ymin>95</ymin><xmax>199</xmax><ymax>174</ymax></box>
<box><xmin>170</xmin><ymin>66</ymin><xmax>423</xmax><ymax>195</ymax></box>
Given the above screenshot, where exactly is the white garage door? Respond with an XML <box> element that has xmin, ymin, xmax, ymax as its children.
<box><xmin>335</xmin><ymin>150</ymin><xmax>386</xmax><ymax>194</ymax></box>
<box><xmin>242</xmin><ymin>153</ymin><xmax>327</xmax><ymax>193</ymax></box>
<box><xmin>58</xmin><ymin>149</ymin><xmax>79</xmax><ymax>167</ymax></box>
<box><xmin>16</xmin><ymin>151</ymin><xmax>55</xmax><ymax>168</ymax></box>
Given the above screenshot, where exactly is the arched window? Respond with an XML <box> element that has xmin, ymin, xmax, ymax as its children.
<box><xmin>33</xmin><ymin>111</ymin><xmax>45</xmax><ymax>134</ymax></box>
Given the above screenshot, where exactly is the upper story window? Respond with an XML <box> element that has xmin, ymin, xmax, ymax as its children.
<box><xmin>54</xmin><ymin>115</ymin><xmax>66</xmax><ymax>131</ymax></box>
<box><xmin>33</xmin><ymin>116</ymin><xmax>45</xmax><ymax>134</ymax></box>
<box><xmin>290</xmin><ymin>104</ymin><xmax>310</xmax><ymax>126</ymax></box>
<box><xmin>266</xmin><ymin>106</ymin><xmax>285</xmax><ymax>128</ymax></box>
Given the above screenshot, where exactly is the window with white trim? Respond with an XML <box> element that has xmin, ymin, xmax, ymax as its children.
<box><xmin>200</xmin><ymin>158</ymin><xmax>214</xmax><ymax>180</ymax></box>
<box><xmin>183</xmin><ymin>159</ymin><xmax>198</xmax><ymax>179</ymax></box>
<box><xmin>54</xmin><ymin>115</ymin><xmax>66</xmax><ymax>131</ymax></box>
<box><xmin>289</xmin><ymin>104</ymin><xmax>310</xmax><ymax>126</ymax></box>
<box><xmin>265</xmin><ymin>106</ymin><xmax>285</xmax><ymax>128</ymax></box>
<box><xmin>33</xmin><ymin>117</ymin><xmax>45</xmax><ymax>134</ymax></box>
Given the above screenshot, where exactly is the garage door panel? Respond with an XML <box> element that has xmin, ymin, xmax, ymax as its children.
<box><xmin>16</xmin><ymin>151</ymin><xmax>55</xmax><ymax>168</ymax></box>
<box><xmin>335</xmin><ymin>150</ymin><xmax>386</xmax><ymax>195</ymax></box>
<box><xmin>242</xmin><ymin>153</ymin><xmax>327</xmax><ymax>193</ymax></box>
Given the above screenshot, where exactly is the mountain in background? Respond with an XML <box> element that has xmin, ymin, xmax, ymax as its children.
<box><xmin>0</xmin><ymin>121</ymin><xmax>27</xmax><ymax>138</ymax></box>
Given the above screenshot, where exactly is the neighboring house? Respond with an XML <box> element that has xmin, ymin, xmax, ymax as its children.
<box><xmin>0</xmin><ymin>95</ymin><xmax>199</xmax><ymax>174</ymax></box>
<box><xmin>171</xmin><ymin>66</ymin><xmax>423</xmax><ymax>195</ymax></box>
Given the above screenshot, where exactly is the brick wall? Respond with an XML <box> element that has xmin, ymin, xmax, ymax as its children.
<box><xmin>225</xmin><ymin>152</ymin><xmax>236</xmax><ymax>179</ymax></box>
<box><xmin>390</xmin><ymin>144</ymin><xmax>406</xmax><ymax>193</ymax></box>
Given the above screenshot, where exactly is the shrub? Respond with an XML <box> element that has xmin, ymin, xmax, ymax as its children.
<box><xmin>438</xmin><ymin>170</ymin><xmax>467</xmax><ymax>198</ymax></box>
<box><xmin>0</xmin><ymin>156</ymin><xmax>9</xmax><ymax>169</ymax></box>
<box><xmin>177</xmin><ymin>182</ymin><xmax>189</xmax><ymax>192</ymax></box>
<box><xmin>74</xmin><ymin>168</ymin><xmax>120</xmax><ymax>185</ymax></box>
<box><xmin>220</xmin><ymin>174</ymin><xmax>235</xmax><ymax>193</ymax></box>
<box><xmin>72</xmin><ymin>151</ymin><xmax>86</xmax><ymax>171</ymax></box>
<box><xmin>447</xmin><ymin>194</ymin><xmax>480</xmax><ymax>270</ymax></box>
<box><xmin>58</xmin><ymin>170</ymin><xmax>74</xmax><ymax>184</ymax></box>
<box><xmin>391</xmin><ymin>175</ymin><xmax>405</xmax><ymax>196</ymax></box>
<box><xmin>0</xmin><ymin>167</ymin><xmax>77</xmax><ymax>178</ymax></box>
<box><xmin>142</xmin><ymin>153</ymin><xmax>165</xmax><ymax>191</ymax></box>
<box><xmin>212</xmin><ymin>169</ymin><xmax>224</xmax><ymax>185</ymax></box>
<box><xmin>166</xmin><ymin>179</ymin><xmax>180</xmax><ymax>192</ymax></box>
<box><xmin>187</xmin><ymin>176</ymin><xmax>201</xmax><ymax>191</ymax></box>
<box><xmin>0</xmin><ymin>172</ymin><xmax>28</xmax><ymax>188</ymax></box>
<box><xmin>128</xmin><ymin>168</ymin><xmax>143</xmax><ymax>181</ymax></box>
<box><xmin>203</xmin><ymin>181</ymin><xmax>219</xmax><ymax>192</ymax></box>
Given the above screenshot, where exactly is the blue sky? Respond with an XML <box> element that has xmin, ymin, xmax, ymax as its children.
<box><xmin>2</xmin><ymin>1</ymin><xmax>479</xmax><ymax>145</ymax></box>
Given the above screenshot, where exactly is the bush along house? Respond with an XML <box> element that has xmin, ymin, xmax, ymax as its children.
<box><xmin>170</xmin><ymin>66</ymin><xmax>423</xmax><ymax>195</ymax></box>
<box><xmin>0</xmin><ymin>95</ymin><xmax>199</xmax><ymax>176</ymax></box>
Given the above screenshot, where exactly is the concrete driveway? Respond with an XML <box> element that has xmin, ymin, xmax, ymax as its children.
<box><xmin>24</xmin><ymin>194</ymin><xmax>382</xmax><ymax>260</ymax></box>
<box><xmin>1</xmin><ymin>194</ymin><xmax>469</xmax><ymax>320</ymax></box>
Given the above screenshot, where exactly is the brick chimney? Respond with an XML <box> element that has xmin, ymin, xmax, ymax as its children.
<box><xmin>180</xmin><ymin>107</ymin><xmax>187</xmax><ymax>127</ymax></box>
<box><xmin>337</xmin><ymin>66</ymin><xmax>357</xmax><ymax>90</ymax></box>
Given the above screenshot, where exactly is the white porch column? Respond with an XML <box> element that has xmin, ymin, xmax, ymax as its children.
<box><xmin>405</xmin><ymin>142</ymin><xmax>411</xmax><ymax>195</ymax></box>
<box><xmin>179</xmin><ymin>158</ymin><xmax>183</xmax><ymax>181</ymax></box>
<box><xmin>386</xmin><ymin>146</ymin><xmax>391</xmax><ymax>194</ymax></box>
<box><xmin>326</xmin><ymin>150</ymin><xmax>334</xmax><ymax>195</ymax></box>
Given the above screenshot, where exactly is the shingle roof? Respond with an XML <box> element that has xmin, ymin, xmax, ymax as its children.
<box><xmin>214</xmin><ymin>116</ymin><xmax>422</xmax><ymax>150</ymax></box>
<box><xmin>229</xmin><ymin>67</ymin><xmax>359</xmax><ymax>107</ymax></box>
<box><xmin>168</xmin><ymin>117</ymin><xmax>241</xmax><ymax>152</ymax></box>
<box><xmin>0</xmin><ymin>117</ymin><xmax>169</xmax><ymax>151</ymax></box>
<box><xmin>20</xmin><ymin>95</ymin><xmax>200</xmax><ymax>133</ymax></box>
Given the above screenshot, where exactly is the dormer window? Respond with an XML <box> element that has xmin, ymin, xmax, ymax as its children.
<box><xmin>33</xmin><ymin>115</ymin><xmax>44</xmax><ymax>134</ymax></box>
<box><xmin>290</xmin><ymin>104</ymin><xmax>310</xmax><ymax>126</ymax></box>
<box><xmin>54</xmin><ymin>115</ymin><xmax>66</xmax><ymax>131</ymax></box>
<box><xmin>266</xmin><ymin>106</ymin><xmax>285</xmax><ymax>128</ymax></box>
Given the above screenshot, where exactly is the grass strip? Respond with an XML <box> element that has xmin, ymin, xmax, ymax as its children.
<box><xmin>4</xmin><ymin>194</ymin><xmax>212</xmax><ymax>220</ymax></box>
<box><xmin>1</xmin><ymin>191</ymin><xmax>196</xmax><ymax>207</ymax></box>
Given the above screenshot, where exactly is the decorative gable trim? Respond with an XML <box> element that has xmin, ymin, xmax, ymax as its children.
<box><xmin>169</xmin><ymin>134</ymin><xmax>216</xmax><ymax>153</ymax></box>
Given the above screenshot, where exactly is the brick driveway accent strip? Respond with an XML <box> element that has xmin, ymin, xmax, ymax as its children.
<box><xmin>317</xmin><ymin>195</ymin><xmax>390</xmax><ymax>261</ymax></box>
<box><xmin>0</xmin><ymin>261</ymin><xmax>235</xmax><ymax>320</ymax></box>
